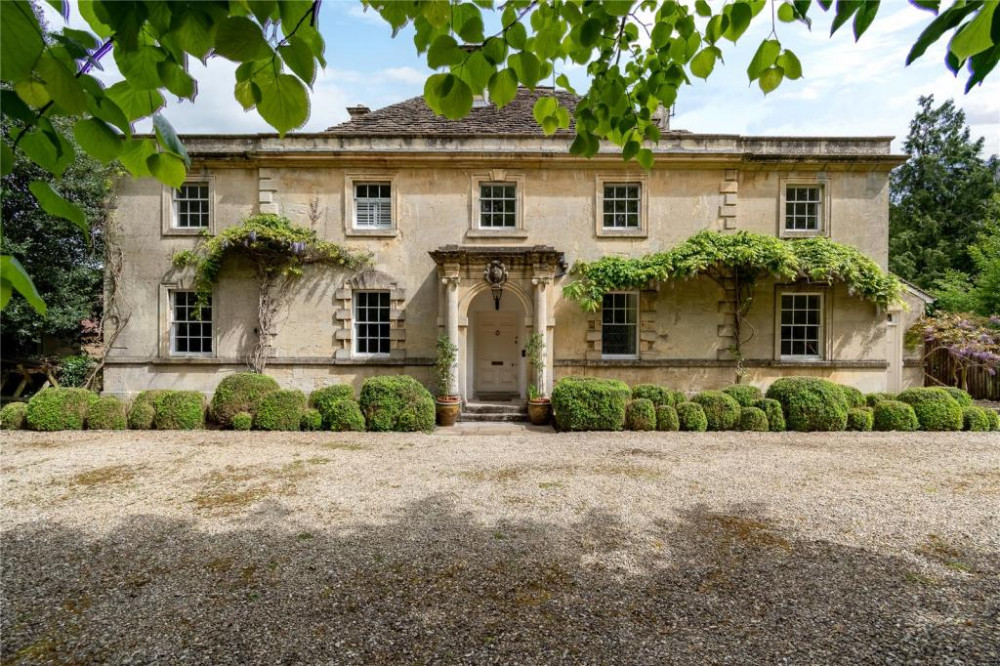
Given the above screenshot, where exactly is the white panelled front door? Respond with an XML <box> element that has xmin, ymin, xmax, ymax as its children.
<box><xmin>475</xmin><ymin>311</ymin><xmax>519</xmax><ymax>395</ymax></box>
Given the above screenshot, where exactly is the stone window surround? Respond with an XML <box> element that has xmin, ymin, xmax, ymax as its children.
<box><xmin>778</xmin><ymin>175</ymin><xmax>831</xmax><ymax>238</ymax></box>
<box><xmin>344</xmin><ymin>171</ymin><xmax>399</xmax><ymax>238</ymax></box>
<box><xmin>584</xmin><ymin>289</ymin><xmax>658</xmax><ymax>361</ymax></box>
<box><xmin>772</xmin><ymin>283</ymin><xmax>832</xmax><ymax>361</ymax></box>
<box><xmin>600</xmin><ymin>291</ymin><xmax>640</xmax><ymax>360</ymax></box>
<box><xmin>334</xmin><ymin>270</ymin><xmax>407</xmax><ymax>360</ymax></box>
<box><xmin>162</xmin><ymin>173</ymin><xmax>215</xmax><ymax>236</ymax></box>
<box><xmin>468</xmin><ymin>169</ymin><xmax>528</xmax><ymax>239</ymax></box>
<box><xmin>158</xmin><ymin>283</ymin><xmax>217</xmax><ymax>359</ymax></box>
<box><xmin>352</xmin><ymin>289</ymin><xmax>392</xmax><ymax>357</ymax></box>
<box><xmin>594</xmin><ymin>173</ymin><xmax>649</xmax><ymax>238</ymax></box>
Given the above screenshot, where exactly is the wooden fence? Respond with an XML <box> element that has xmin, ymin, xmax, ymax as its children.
<box><xmin>923</xmin><ymin>348</ymin><xmax>1000</xmax><ymax>401</ymax></box>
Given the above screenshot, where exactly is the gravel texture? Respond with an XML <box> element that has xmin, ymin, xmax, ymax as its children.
<box><xmin>2</xmin><ymin>428</ymin><xmax>998</xmax><ymax>664</ymax></box>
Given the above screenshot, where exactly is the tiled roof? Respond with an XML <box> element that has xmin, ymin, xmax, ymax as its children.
<box><xmin>325</xmin><ymin>87</ymin><xmax>578</xmax><ymax>136</ymax></box>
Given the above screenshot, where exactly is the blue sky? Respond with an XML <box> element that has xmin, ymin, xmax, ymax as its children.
<box><xmin>42</xmin><ymin>1</ymin><xmax>999</xmax><ymax>154</ymax></box>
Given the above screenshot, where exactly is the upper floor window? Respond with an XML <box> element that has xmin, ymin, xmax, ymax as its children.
<box><xmin>354</xmin><ymin>183</ymin><xmax>392</xmax><ymax>228</ymax></box>
<box><xmin>601</xmin><ymin>292</ymin><xmax>638</xmax><ymax>358</ymax></box>
<box><xmin>779</xmin><ymin>293</ymin><xmax>822</xmax><ymax>359</ymax></box>
<box><xmin>784</xmin><ymin>185</ymin><xmax>822</xmax><ymax>232</ymax></box>
<box><xmin>479</xmin><ymin>183</ymin><xmax>517</xmax><ymax>228</ymax></box>
<box><xmin>170</xmin><ymin>291</ymin><xmax>212</xmax><ymax>355</ymax></box>
<box><xmin>173</xmin><ymin>182</ymin><xmax>210</xmax><ymax>229</ymax></box>
<box><xmin>354</xmin><ymin>290</ymin><xmax>390</xmax><ymax>356</ymax></box>
<box><xmin>602</xmin><ymin>183</ymin><xmax>641</xmax><ymax>229</ymax></box>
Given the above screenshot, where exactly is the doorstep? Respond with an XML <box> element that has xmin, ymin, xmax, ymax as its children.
<box><xmin>434</xmin><ymin>422</ymin><xmax>553</xmax><ymax>436</ymax></box>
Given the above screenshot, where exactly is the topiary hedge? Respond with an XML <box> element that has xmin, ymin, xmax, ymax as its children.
<box><xmin>765</xmin><ymin>377</ymin><xmax>848</xmax><ymax>432</ymax></box>
<box><xmin>153</xmin><ymin>391</ymin><xmax>205</xmax><ymax>430</ymax></box>
<box><xmin>962</xmin><ymin>406</ymin><xmax>991</xmax><ymax>432</ymax></box>
<box><xmin>722</xmin><ymin>384</ymin><xmax>763</xmax><ymax>408</ymax></box>
<box><xmin>324</xmin><ymin>399</ymin><xmax>365</xmax><ymax>432</ymax></box>
<box><xmin>231</xmin><ymin>411</ymin><xmax>253</xmax><ymax>431</ymax></box>
<box><xmin>127</xmin><ymin>390</ymin><xmax>165</xmax><ymax>430</ymax></box>
<box><xmin>359</xmin><ymin>375</ymin><xmax>435</xmax><ymax>432</ymax></box>
<box><xmin>655</xmin><ymin>405</ymin><xmax>679</xmax><ymax>431</ymax></box>
<box><xmin>846</xmin><ymin>407</ymin><xmax>874</xmax><ymax>432</ymax></box>
<box><xmin>309</xmin><ymin>384</ymin><xmax>356</xmax><ymax>421</ymax></box>
<box><xmin>873</xmin><ymin>400</ymin><xmax>919</xmax><ymax>432</ymax></box>
<box><xmin>676</xmin><ymin>401</ymin><xmax>708</xmax><ymax>432</ymax></box>
<box><xmin>670</xmin><ymin>390</ymin><xmax>687</xmax><ymax>407</ymax></box>
<box><xmin>691</xmin><ymin>390</ymin><xmax>741</xmax><ymax>431</ymax></box>
<box><xmin>865</xmin><ymin>392</ymin><xmax>896</xmax><ymax>408</ymax></box>
<box><xmin>754</xmin><ymin>398</ymin><xmax>786</xmax><ymax>432</ymax></box>
<box><xmin>631</xmin><ymin>384</ymin><xmax>673</xmax><ymax>407</ymax></box>
<box><xmin>26</xmin><ymin>388</ymin><xmax>96</xmax><ymax>431</ymax></box>
<box><xmin>551</xmin><ymin>377</ymin><xmax>630</xmax><ymax>432</ymax></box>
<box><xmin>943</xmin><ymin>387</ymin><xmax>973</xmax><ymax>407</ymax></box>
<box><xmin>0</xmin><ymin>402</ymin><xmax>28</xmax><ymax>430</ymax></box>
<box><xmin>301</xmin><ymin>408</ymin><xmax>323</xmax><ymax>431</ymax></box>
<box><xmin>897</xmin><ymin>388</ymin><xmax>963</xmax><ymax>432</ymax></box>
<box><xmin>839</xmin><ymin>385</ymin><xmax>866</xmax><ymax>409</ymax></box>
<box><xmin>739</xmin><ymin>406</ymin><xmax>768</xmax><ymax>432</ymax></box>
<box><xmin>87</xmin><ymin>396</ymin><xmax>127</xmax><ymax>430</ymax></box>
<box><xmin>985</xmin><ymin>408</ymin><xmax>1000</xmax><ymax>432</ymax></box>
<box><xmin>625</xmin><ymin>399</ymin><xmax>656</xmax><ymax>431</ymax></box>
<box><xmin>209</xmin><ymin>372</ymin><xmax>280</xmax><ymax>427</ymax></box>
<box><xmin>253</xmin><ymin>389</ymin><xmax>307</xmax><ymax>431</ymax></box>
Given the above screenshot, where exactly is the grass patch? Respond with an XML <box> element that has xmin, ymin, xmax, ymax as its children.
<box><xmin>319</xmin><ymin>442</ymin><xmax>365</xmax><ymax>451</ymax></box>
<box><xmin>915</xmin><ymin>534</ymin><xmax>976</xmax><ymax>573</ymax></box>
<box><xmin>68</xmin><ymin>465</ymin><xmax>138</xmax><ymax>488</ymax></box>
<box><xmin>190</xmin><ymin>462</ymin><xmax>317</xmax><ymax>514</ymax></box>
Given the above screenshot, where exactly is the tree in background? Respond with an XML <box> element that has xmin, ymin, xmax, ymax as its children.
<box><xmin>930</xmin><ymin>201</ymin><xmax>1000</xmax><ymax>317</ymax></box>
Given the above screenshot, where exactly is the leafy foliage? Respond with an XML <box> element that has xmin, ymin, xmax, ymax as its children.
<box><xmin>152</xmin><ymin>391</ymin><xmax>205</xmax><ymax>430</ymax></box>
<box><xmin>525</xmin><ymin>332</ymin><xmax>547</xmax><ymax>397</ymax></box>
<box><xmin>127</xmin><ymin>390</ymin><xmax>164</xmax><ymax>430</ymax></box>
<box><xmin>739</xmin><ymin>406</ymin><xmax>768</xmax><ymax>432</ymax></box>
<box><xmin>908</xmin><ymin>312</ymin><xmax>1000</xmax><ymax>389</ymax></box>
<box><xmin>872</xmin><ymin>400</ymin><xmax>919</xmax><ymax>432</ymax></box>
<box><xmin>764</xmin><ymin>377</ymin><xmax>848</xmax><ymax>432</ymax></box>
<box><xmin>209</xmin><ymin>372</ymin><xmax>280</xmax><ymax>427</ymax></box>
<box><xmin>838</xmin><ymin>385</ymin><xmax>865</xmax><ymax>409</ymax></box>
<box><xmin>435</xmin><ymin>334</ymin><xmax>459</xmax><ymax>397</ymax></box>
<box><xmin>961</xmin><ymin>405</ymin><xmax>991</xmax><ymax>432</ymax></box>
<box><xmin>57</xmin><ymin>355</ymin><xmax>95</xmax><ymax>388</ymax></box>
<box><xmin>675</xmin><ymin>401</ymin><xmax>707</xmax><ymax>432</ymax></box>
<box><xmin>624</xmin><ymin>398</ymin><xmax>656</xmax><ymax>431</ymax></box>
<box><xmin>87</xmin><ymin>395</ymin><xmax>127</xmax><ymax>430</ymax></box>
<box><xmin>691</xmin><ymin>390</ymin><xmax>741</xmax><ymax>431</ymax></box>
<box><xmin>897</xmin><ymin>387</ymin><xmax>963</xmax><ymax>432</ymax></box>
<box><xmin>309</xmin><ymin>385</ymin><xmax>357</xmax><ymax>428</ymax></box>
<box><xmin>655</xmin><ymin>404</ymin><xmax>679</xmax><ymax>432</ymax></box>
<box><xmin>253</xmin><ymin>389</ymin><xmax>306</xmax><ymax>431</ymax></box>
<box><xmin>0</xmin><ymin>402</ymin><xmax>28</xmax><ymax>430</ymax></box>
<box><xmin>931</xmin><ymin>216</ymin><xmax>1000</xmax><ymax>317</ymax></box>
<box><xmin>631</xmin><ymin>384</ymin><xmax>674</xmax><ymax>407</ymax></box>
<box><xmin>846</xmin><ymin>407</ymin><xmax>874</xmax><ymax>432</ymax></box>
<box><xmin>300</xmin><ymin>408</ymin><xmax>323</xmax><ymax>432</ymax></box>
<box><xmin>551</xmin><ymin>376</ymin><xmax>630</xmax><ymax>432</ymax></box>
<box><xmin>322</xmin><ymin>399</ymin><xmax>366</xmax><ymax>432</ymax></box>
<box><xmin>943</xmin><ymin>387</ymin><xmax>974</xmax><ymax>407</ymax></box>
<box><xmin>722</xmin><ymin>384</ymin><xmax>762</xmax><ymax>408</ymax></box>
<box><xmin>231</xmin><ymin>412</ymin><xmax>253</xmax><ymax>431</ymax></box>
<box><xmin>26</xmin><ymin>386</ymin><xmax>95</xmax><ymax>431</ymax></box>
<box><xmin>358</xmin><ymin>375</ymin><xmax>435</xmax><ymax>433</ymax></box>
<box><xmin>865</xmin><ymin>392</ymin><xmax>897</xmax><ymax>408</ymax></box>
<box><xmin>754</xmin><ymin>398</ymin><xmax>786</xmax><ymax>432</ymax></box>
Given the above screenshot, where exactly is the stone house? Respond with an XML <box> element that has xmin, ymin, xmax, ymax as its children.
<box><xmin>104</xmin><ymin>88</ymin><xmax>928</xmax><ymax>402</ymax></box>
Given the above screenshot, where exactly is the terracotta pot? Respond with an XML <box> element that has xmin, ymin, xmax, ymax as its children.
<box><xmin>527</xmin><ymin>399</ymin><xmax>551</xmax><ymax>426</ymax></box>
<box><xmin>436</xmin><ymin>397</ymin><xmax>461</xmax><ymax>427</ymax></box>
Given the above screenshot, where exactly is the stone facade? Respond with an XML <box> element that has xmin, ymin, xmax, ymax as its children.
<box><xmin>103</xmin><ymin>90</ymin><xmax>926</xmax><ymax>400</ymax></box>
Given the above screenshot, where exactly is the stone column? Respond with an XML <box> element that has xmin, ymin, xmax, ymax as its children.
<box><xmin>531</xmin><ymin>276</ymin><xmax>550</xmax><ymax>394</ymax></box>
<box><xmin>442</xmin><ymin>276</ymin><xmax>460</xmax><ymax>395</ymax></box>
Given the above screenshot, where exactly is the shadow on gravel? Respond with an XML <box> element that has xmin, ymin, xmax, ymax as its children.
<box><xmin>3</xmin><ymin>499</ymin><xmax>997</xmax><ymax>664</ymax></box>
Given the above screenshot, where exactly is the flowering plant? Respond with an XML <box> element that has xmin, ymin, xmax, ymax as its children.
<box><xmin>908</xmin><ymin>312</ymin><xmax>1000</xmax><ymax>387</ymax></box>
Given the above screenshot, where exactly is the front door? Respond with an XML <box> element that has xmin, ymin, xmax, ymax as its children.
<box><xmin>475</xmin><ymin>311</ymin><xmax>519</xmax><ymax>396</ymax></box>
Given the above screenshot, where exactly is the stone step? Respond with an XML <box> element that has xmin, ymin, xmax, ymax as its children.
<box><xmin>463</xmin><ymin>402</ymin><xmax>527</xmax><ymax>415</ymax></box>
<box><xmin>460</xmin><ymin>412</ymin><xmax>529</xmax><ymax>423</ymax></box>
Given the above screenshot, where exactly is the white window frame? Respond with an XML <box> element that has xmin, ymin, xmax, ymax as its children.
<box><xmin>353</xmin><ymin>182</ymin><xmax>393</xmax><ymax>229</ymax></box>
<box><xmin>777</xmin><ymin>291</ymin><xmax>825</xmax><ymax>361</ymax></box>
<box><xmin>345</xmin><ymin>173</ymin><xmax>398</xmax><ymax>237</ymax></box>
<box><xmin>169</xmin><ymin>290</ymin><xmax>214</xmax><ymax>357</ymax></box>
<box><xmin>478</xmin><ymin>182</ymin><xmax>518</xmax><ymax>229</ymax></box>
<box><xmin>162</xmin><ymin>175</ymin><xmax>215</xmax><ymax>236</ymax></box>
<box><xmin>352</xmin><ymin>290</ymin><xmax>392</xmax><ymax>357</ymax></box>
<box><xmin>601</xmin><ymin>182</ymin><xmax>642</xmax><ymax>230</ymax></box>
<box><xmin>468</xmin><ymin>171</ymin><xmax>527</xmax><ymax>237</ymax></box>
<box><xmin>600</xmin><ymin>291</ymin><xmax>640</xmax><ymax>359</ymax></box>
<box><xmin>778</xmin><ymin>176</ymin><xmax>830</xmax><ymax>238</ymax></box>
<box><xmin>595</xmin><ymin>174</ymin><xmax>648</xmax><ymax>238</ymax></box>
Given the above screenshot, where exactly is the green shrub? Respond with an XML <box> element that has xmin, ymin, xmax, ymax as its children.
<box><xmin>691</xmin><ymin>390</ymin><xmax>741</xmax><ymax>431</ymax></box>
<box><xmin>739</xmin><ymin>406</ymin><xmax>769</xmax><ymax>432</ymax></box>
<box><xmin>631</xmin><ymin>384</ymin><xmax>673</xmax><ymax>407</ymax></box>
<box><xmin>765</xmin><ymin>377</ymin><xmax>848</xmax><ymax>432</ymax></box>
<box><xmin>625</xmin><ymin>399</ymin><xmax>656</xmax><ymax>431</ymax></box>
<box><xmin>676</xmin><ymin>402</ymin><xmax>708</xmax><ymax>432</ymax></box>
<box><xmin>232</xmin><ymin>411</ymin><xmax>253</xmax><ymax>431</ymax></box>
<box><xmin>324</xmin><ymin>399</ymin><xmax>366</xmax><ymax>432</ymax></box>
<box><xmin>253</xmin><ymin>389</ymin><xmax>307</xmax><ymax>431</ymax></box>
<box><xmin>58</xmin><ymin>355</ymin><xmax>95</xmax><ymax>388</ymax></box>
<box><xmin>655</xmin><ymin>405</ymin><xmax>679</xmax><ymax>431</ymax></box>
<box><xmin>839</xmin><ymin>385</ymin><xmax>866</xmax><ymax>409</ymax></box>
<box><xmin>0</xmin><ymin>402</ymin><xmax>28</xmax><ymax>430</ymax></box>
<box><xmin>846</xmin><ymin>407</ymin><xmax>874</xmax><ymax>432</ymax></box>
<box><xmin>897</xmin><ymin>388</ymin><xmax>963</xmax><ymax>431</ymax></box>
<box><xmin>671</xmin><ymin>390</ymin><xmax>687</xmax><ymax>407</ymax></box>
<box><xmin>128</xmin><ymin>403</ymin><xmax>156</xmax><ymax>430</ymax></box>
<box><xmin>722</xmin><ymin>384</ymin><xmax>763</xmax><ymax>408</ymax></box>
<box><xmin>359</xmin><ymin>375</ymin><xmax>435</xmax><ymax>432</ymax></box>
<box><xmin>87</xmin><ymin>396</ymin><xmax>127</xmax><ymax>430</ymax></box>
<box><xmin>310</xmin><ymin>385</ymin><xmax>359</xmax><ymax>428</ymax></box>
<box><xmin>551</xmin><ymin>377</ymin><xmax>630</xmax><ymax>432</ymax></box>
<box><xmin>962</xmin><ymin>406</ymin><xmax>991</xmax><ymax>432</ymax></box>
<box><xmin>301</xmin><ymin>408</ymin><xmax>323</xmax><ymax>431</ymax></box>
<box><xmin>942</xmin><ymin>387</ymin><xmax>974</xmax><ymax>407</ymax></box>
<box><xmin>865</xmin><ymin>392</ymin><xmax>897</xmax><ymax>408</ymax></box>
<box><xmin>754</xmin><ymin>398</ymin><xmax>786</xmax><ymax>432</ymax></box>
<box><xmin>153</xmin><ymin>391</ymin><xmax>205</xmax><ymax>430</ymax></box>
<box><xmin>26</xmin><ymin>388</ymin><xmax>96</xmax><ymax>431</ymax></box>
<box><xmin>985</xmin><ymin>409</ymin><xmax>1000</xmax><ymax>432</ymax></box>
<box><xmin>873</xmin><ymin>400</ymin><xmax>919</xmax><ymax>432</ymax></box>
<box><xmin>209</xmin><ymin>373</ymin><xmax>281</xmax><ymax>427</ymax></box>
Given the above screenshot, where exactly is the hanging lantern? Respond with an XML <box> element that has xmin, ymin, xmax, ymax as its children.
<box><xmin>484</xmin><ymin>259</ymin><xmax>508</xmax><ymax>311</ymax></box>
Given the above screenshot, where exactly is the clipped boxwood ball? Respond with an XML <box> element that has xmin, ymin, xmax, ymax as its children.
<box><xmin>551</xmin><ymin>377</ymin><xmax>630</xmax><ymax>432</ymax></box>
<box><xmin>87</xmin><ymin>396</ymin><xmax>127</xmax><ymax>430</ymax></box>
<box><xmin>631</xmin><ymin>384</ymin><xmax>673</xmax><ymax>407</ymax></box>
<box><xmin>26</xmin><ymin>387</ymin><xmax>96</xmax><ymax>431</ymax></box>
<box><xmin>210</xmin><ymin>372</ymin><xmax>280</xmax><ymax>427</ymax></box>
<box><xmin>839</xmin><ymin>385</ymin><xmax>866</xmax><ymax>409</ymax></box>
<box><xmin>943</xmin><ymin>387</ymin><xmax>973</xmax><ymax>407</ymax></box>
<box><xmin>0</xmin><ymin>402</ymin><xmax>28</xmax><ymax>430</ymax></box>
<box><xmin>655</xmin><ymin>405</ymin><xmax>679</xmax><ymax>432</ymax></box>
<box><xmin>897</xmin><ymin>388</ymin><xmax>963</xmax><ymax>431</ymax></box>
<box><xmin>739</xmin><ymin>406</ymin><xmax>769</xmax><ymax>432</ymax></box>
<box><xmin>253</xmin><ymin>389</ymin><xmax>307</xmax><ymax>431</ymax></box>
<box><xmin>865</xmin><ymin>392</ymin><xmax>896</xmax><ymax>408</ymax></box>
<box><xmin>359</xmin><ymin>375</ymin><xmax>435</xmax><ymax>432</ymax></box>
<box><xmin>625</xmin><ymin>399</ymin><xmax>656</xmax><ymax>431</ymax></box>
<box><xmin>671</xmin><ymin>390</ymin><xmax>687</xmax><ymax>407</ymax></box>
<box><xmin>691</xmin><ymin>390</ymin><xmax>741</xmax><ymax>431</ymax></box>
<box><xmin>153</xmin><ymin>391</ymin><xmax>205</xmax><ymax>430</ymax></box>
<box><xmin>722</xmin><ymin>384</ymin><xmax>763</xmax><ymax>408</ymax></box>
<box><xmin>301</xmin><ymin>408</ymin><xmax>323</xmax><ymax>431</ymax></box>
<box><xmin>962</xmin><ymin>406</ymin><xmax>991</xmax><ymax>432</ymax></box>
<box><xmin>754</xmin><ymin>398</ymin><xmax>786</xmax><ymax>432</ymax></box>
<box><xmin>873</xmin><ymin>400</ymin><xmax>919</xmax><ymax>432</ymax></box>
<box><xmin>676</xmin><ymin>402</ymin><xmax>708</xmax><ymax>432</ymax></box>
<box><xmin>309</xmin><ymin>384</ymin><xmax>356</xmax><ymax>424</ymax></box>
<box><xmin>765</xmin><ymin>377</ymin><xmax>848</xmax><ymax>432</ymax></box>
<box><xmin>231</xmin><ymin>411</ymin><xmax>253</xmax><ymax>431</ymax></box>
<box><xmin>985</xmin><ymin>409</ymin><xmax>1000</xmax><ymax>432</ymax></box>
<box><xmin>846</xmin><ymin>407</ymin><xmax>874</xmax><ymax>432</ymax></box>
<box><xmin>128</xmin><ymin>390</ymin><xmax>165</xmax><ymax>430</ymax></box>
<box><xmin>324</xmin><ymin>399</ymin><xmax>365</xmax><ymax>432</ymax></box>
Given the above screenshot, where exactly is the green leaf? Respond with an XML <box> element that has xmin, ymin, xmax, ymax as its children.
<box><xmin>695</xmin><ymin>0</ymin><xmax>712</xmax><ymax>17</ymax></box>
<box><xmin>579</xmin><ymin>18</ymin><xmax>603</xmax><ymax>48</ymax></box>
<box><xmin>1</xmin><ymin>0</ymin><xmax>45</xmax><ymax>83</ymax></box>
<box><xmin>636</xmin><ymin>148</ymin><xmax>654</xmax><ymax>171</ymax></box>
<box><xmin>78</xmin><ymin>0</ymin><xmax>113</xmax><ymax>38</ymax></box>
<box><xmin>724</xmin><ymin>3</ymin><xmax>754</xmax><ymax>41</ymax></box>
<box><xmin>248</xmin><ymin>0</ymin><xmax>277</xmax><ymax>25</ymax></box>
<box><xmin>119</xmin><ymin>138</ymin><xmax>157</xmax><ymax>178</ymax></box>
<box><xmin>106</xmin><ymin>81</ymin><xmax>165</xmax><ymax>121</ymax></box>
<box><xmin>622</xmin><ymin>139</ymin><xmax>639</xmax><ymax>162</ymax></box>
<box><xmin>747</xmin><ymin>39</ymin><xmax>781</xmax><ymax>80</ymax></box>
<box><xmin>36</xmin><ymin>52</ymin><xmax>87</xmax><ymax>114</ymax></box>
<box><xmin>460</xmin><ymin>50</ymin><xmax>494</xmax><ymax>92</ymax></box>
<box><xmin>506</xmin><ymin>21</ymin><xmax>527</xmax><ymax>49</ymax></box>
<box><xmin>428</xmin><ymin>34</ymin><xmax>465</xmax><ymax>68</ymax></box>
<box><xmin>19</xmin><ymin>126</ymin><xmax>74</xmax><ymax>177</ymax></box>
<box><xmin>830</xmin><ymin>0</ymin><xmax>861</xmax><ymax>35</ymax></box>
<box><xmin>778</xmin><ymin>3</ymin><xmax>797</xmax><ymax>22</ymax></box>
<box><xmin>429</xmin><ymin>73</ymin><xmax>473</xmax><ymax>120</ymax></box>
<box><xmin>214</xmin><ymin>16</ymin><xmax>272</xmax><ymax>62</ymax></box>
<box><xmin>115</xmin><ymin>45</ymin><xmax>167</xmax><ymax>90</ymax></box>
<box><xmin>153</xmin><ymin>113</ymin><xmax>190</xmax><ymax>167</ymax></box>
<box><xmin>234</xmin><ymin>79</ymin><xmax>260</xmax><ymax>110</ymax></box>
<box><xmin>0</xmin><ymin>255</ymin><xmax>46</xmax><ymax>315</ymax></box>
<box><xmin>73</xmin><ymin>117</ymin><xmax>123</xmax><ymax>164</ymax></box>
<box><xmin>1</xmin><ymin>89</ymin><xmax>34</xmax><ymax>122</ymax></box>
<box><xmin>509</xmin><ymin>51</ymin><xmax>541</xmax><ymax>88</ymax></box>
<box><xmin>157</xmin><ymin>61</ymin><xmax>197</xmax><ymax>99</ymax></box>
<box><xmin>1</xmin><ymin>142</ymin><xmax>14</xmax><ymax>177</ymax></box>
<box><xmin>167</xmin><ymin>10</ymin><xmax>215</xmax><ymax>60</ymax></box>
<box><xmin>256</xmin><ymin>74</ymin><xmax>310</xmax><ymax>135</ymax></box>
<box><xmin>705</xmin><ymin>15</ymin><xmax>728</xmax><ymax>44</ymax></box>
<box><xmin>853</xmin><ymin>1</ymin><xmax>880</xmax><ymax>40</ymax></box>
<box><xmin>487</xmin><ymin>68</ymin><xmax>518</xmax><ymax>107</ymax></box>
<box><xmin>481</xmin><ymin>37</ymin><xmax>507</xmax><ymax>65</ymax></box>
<box><xmin>278</xmin><ymin>35</ymin><xmax>316</xmax><ymax>87</ymax></box>
<box><xmin>533</xmin><ymin>96</ymin><xmax>559</xmax><ymax>124</ymax></box>
<box><xmin>555</xmin><ymin>73</ymin><xmax>577</xmax><ymax>94</ymax></box>
<box><xmin>454</xmin><ymin>3</ymin><xmax>485</xmax><ymax>43</ymax></box>
<box><xmin>776</xmin><ymin>50</ymin><xmax>803</xmax><ymax>79</ymax></box>
<box><xmin>689</xmin><ymin>47</ymin><xmax>718</xmax><ymax>79</ymax></box>
<box><xmin>28</xmin><ymin>180</ymin><xmax>88</xmax><ymax>233</ymax></box>
<box><xmin>906</xmin><ymin>3</ymin><xmax>978</xmax><ymax>64</ymax></box>
<box><xmin>651</xmin><ymin>22</ymin><xmax>672</xmax><ymax>50</ymax></box>
<box><xmin>14</xmin><ymin>80</ymin><xmax>50</xmax><ymax>108</ymax></box>
<box><xmin>146</xmin><ymin>152</ymin><xmax>188</xmax><ymax>188</ymax></box>
<box><xmin>86</xmin><ymin>94</ymin><xmax>131</xmax><ymax>136</ymax></box>
<box><xmin>759</xmin><ymin>66</ymin><xmax>785</xmax><ymax>93</ymax></box>
<box><xmin>949</xmin><ymin>2</ymin><xmax>997</xmax><ymax>60</ymax></box>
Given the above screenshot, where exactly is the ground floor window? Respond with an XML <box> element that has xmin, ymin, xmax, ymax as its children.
<box><xmin>170</xmin><ymin>291</ymin><xmax>212</xmax><ymax>355</ymax></box>
<box><xmin>354</xmin><ymin>290</ymin><xmax>390</xmax><ymax>355</ymax></box>
<box><xmin>601</xmin><ymin>292</ymin><xmax>638</xmax><ymax>357</ymax></box>
<box><xmin>780</xmin><ymin>292</ymin><xmax>822</xmax><ymax>358</ymax></box>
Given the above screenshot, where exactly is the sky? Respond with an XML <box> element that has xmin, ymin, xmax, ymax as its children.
<box><xmin>40</xmin><ymin>0</ymin><xmax>1000</xmax><ymax>155</ymax></box>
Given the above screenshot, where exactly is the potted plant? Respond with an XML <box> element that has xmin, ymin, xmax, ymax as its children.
<box><xmin>525</xmin><ymin>332</ymin><xmax>550</xmax><ymax>425</ymax></box>
<box><xmin>434</xmin><ymin>334</ymin><xmax>460</xmax><ymax>426</ymax></box>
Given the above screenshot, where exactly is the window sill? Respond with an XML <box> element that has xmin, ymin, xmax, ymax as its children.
<box><xmin>466</xmin><ymin>229</ymin><xmax>529</xmax><ymax>239</ymax></box>
<box><xmin>779</xmin><ymin>230</ymin><xmax>826</xmax><ymax>238</ymax></box>
<box><xmin>346</xmin><ymin>228</ymin><xmax>397</xmax><ymax>238</ymax></box>
<box><xmin>596</xmin><ymin>229</ymin><xmax>647</xmax><ymax>239</ymax></box>
<box><xmin>163</xmin><ymin>228</ymin><xmax>211</xmax><ymax>237</ymax></box>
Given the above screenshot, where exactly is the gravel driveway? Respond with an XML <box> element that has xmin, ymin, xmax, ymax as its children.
<box><xmin>2</xmin><ymin>428</ymin><xmax>998</xmax><ymax>664</ymax></box>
